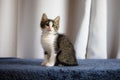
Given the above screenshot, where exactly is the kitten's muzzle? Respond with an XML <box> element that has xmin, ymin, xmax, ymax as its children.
<box><xmin>46</xmin><ymin>26</ymin><xmax>51</xmax><ymax>31</ymax></box>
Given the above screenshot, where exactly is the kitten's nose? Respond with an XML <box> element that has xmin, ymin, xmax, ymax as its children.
<box><xmin>47</xmin><ymin>26</ymin><xmax>51</xmax><ymax>31</ymax></box>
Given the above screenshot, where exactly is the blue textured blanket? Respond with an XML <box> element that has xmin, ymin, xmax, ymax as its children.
<box><xmin>0</xmin><ymin>58</ymin><xmax>120</xmax><ymax>80</ymax></box>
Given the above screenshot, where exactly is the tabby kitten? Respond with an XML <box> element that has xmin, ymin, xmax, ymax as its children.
<box><xmin>40</xmin><ymin>13</ymin><xmax>77</xmax><ymax>66</ymax></box>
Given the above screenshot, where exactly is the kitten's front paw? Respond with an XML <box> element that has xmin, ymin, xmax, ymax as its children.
<box><xmin>45</xmin><ymin>62</ymin><xmax>54</xmax><ymax>67</ymax></box>
<box><xmin>41</xmin><ymin>62</ymin><xmax>46</xmax><ymax>66</ymax></box>
<box><xmin>41</xmin><ymin>62</ymin><xmax>54</xmax><ymax>67</ymax></box>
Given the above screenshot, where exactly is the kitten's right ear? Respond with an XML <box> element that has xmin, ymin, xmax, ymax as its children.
<box><xmin>41</xmin><ymin>13</ymin><xmax>48</xmax><ymax>22</ymax></box>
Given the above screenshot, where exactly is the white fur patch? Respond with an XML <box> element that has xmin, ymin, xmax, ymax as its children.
<box><xmin>41</xmin><ymin>33</ymin><xmax>57</xmax><ymax>53</ymax></box>
<box><xmin>49</xmin><ymin>21</ymin><xmax>53</xmax><ymax>27</ymax></box>
<box><xmin>49</xmin><ymin>21</ymin><xmax>54</xmax><ymax>31</ymax></box>
<box><xmin>41</xmin><ymin>33</ymin><xmax>57</xmax><ymax>66</ymax></box>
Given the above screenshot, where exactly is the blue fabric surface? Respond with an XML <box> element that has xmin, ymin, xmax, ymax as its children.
<box><xmin>0</xmin><ymin>58</ymin><xmax>120</xmax><ymax>80</ymax></box>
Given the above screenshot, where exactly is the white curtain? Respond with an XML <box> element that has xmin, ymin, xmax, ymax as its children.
<box><xmin>0</xmin><ymin>0</ymin><xmax>120</xmax><ymax>59</ymax></box>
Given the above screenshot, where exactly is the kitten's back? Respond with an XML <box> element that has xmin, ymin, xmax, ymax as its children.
<box><xmin>55</xmin><ymin>34</ymin><xmax>78</xmax><ymax>66</ymax></box>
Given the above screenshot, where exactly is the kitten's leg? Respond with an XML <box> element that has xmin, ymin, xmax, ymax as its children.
<box><xmin>46</xmin><ymin>52</ymin><xmax>56</xmax><ymax>66</ymax></box>
<box><xmin>41</xmin><ymin>52</ymin><xmax>49</xmax><ymax>66</ymax></box>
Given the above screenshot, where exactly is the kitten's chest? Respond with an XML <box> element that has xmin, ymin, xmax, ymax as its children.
<box><xmin>41</xmin><ymin>34</ymin><xmax>57</xmax><ymax>51</ymax></box>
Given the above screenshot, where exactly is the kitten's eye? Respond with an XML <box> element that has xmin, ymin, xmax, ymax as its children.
<box><xmin>46</xmin><ymin>24</ymin><xmax>49</xmax><ymax>26</ymax></box>
<box><xmin>45</xmin><ymin>22</ymin><xmax>49</xmax><ymax>26</ymax></box>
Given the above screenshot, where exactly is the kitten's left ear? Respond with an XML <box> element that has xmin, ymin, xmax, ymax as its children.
<box><xmin>54</xmin><ymin>16</ymin><xmax>60</xmax><ymax>25</ymax></box>
<box><xmin>41</xmin><ymin>13</ymin><xmax>48</xmax><ymax>22</ymax></box>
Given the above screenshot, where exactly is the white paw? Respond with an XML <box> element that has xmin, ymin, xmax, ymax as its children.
<box><xmin>45</xmin><ymin>62</ymin><xmax>54</xmax><ymax>67</ymax></box>
<box><xmin>41</xmin><ymin>62</ymin><xmax>47</xmax><ymax>66</ymax></box>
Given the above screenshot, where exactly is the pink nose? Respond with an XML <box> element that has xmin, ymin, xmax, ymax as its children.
<box><xmin>47</xmin><ymin>26</ymin><xmax>51</xmax><ymax>31</ymax></box>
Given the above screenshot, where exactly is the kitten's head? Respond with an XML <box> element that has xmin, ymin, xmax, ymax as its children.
<box><xmin>40</xmin><ymin>13</ymin><xmax>60</xmax><ymax>33</ymax></box>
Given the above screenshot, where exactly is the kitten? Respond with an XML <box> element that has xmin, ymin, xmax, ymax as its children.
<box><xmin>40</xmin><ymin>13</ymin><xmax>78</xmax><ymax>66</ymax></box>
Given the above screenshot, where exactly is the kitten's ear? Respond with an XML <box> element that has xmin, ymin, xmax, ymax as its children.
<box><xmin>41</xmin><ymin>13</ymin><xmax>48</xmax><ymax>21</ymax></box>
<box><xmin>54</xmin><ymin>16</ymin><xmax>60</xmax><ymax>25</ymax></box>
